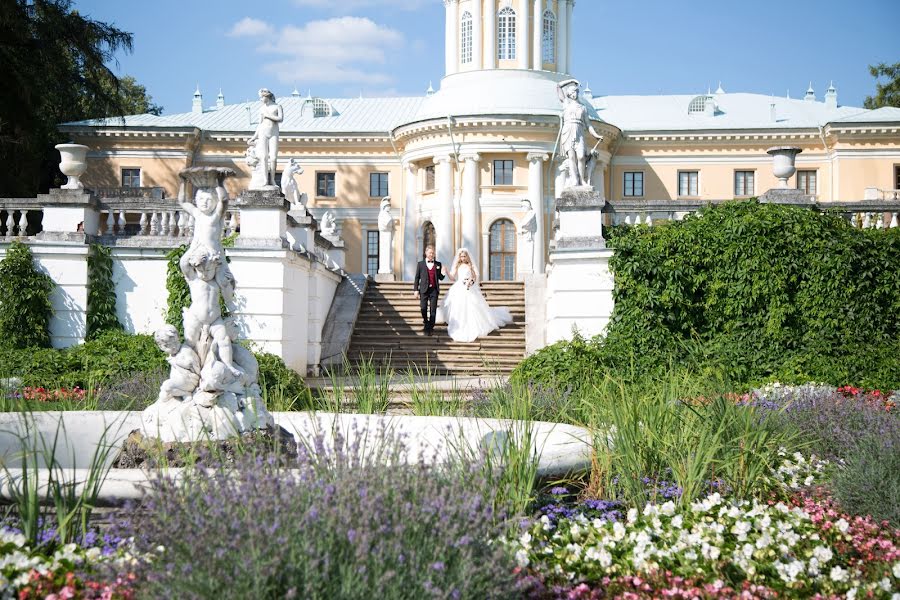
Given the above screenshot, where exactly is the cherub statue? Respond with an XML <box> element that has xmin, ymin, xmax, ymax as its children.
<box><xmin>154</xmin><ymin>324</ymin><xmax>201</xmax><ymax>403</ymax></box>
<box><xmin>321</xmin><ymin>211</ymin><xmax>337</xmax><ymax>238</ymax></box>
<box><xmin>281</xmin><ymin>158</ymin><xmax>304</xmax><ymax>207</ymax></box>
<box><xmin>178</xmin><ymin>179</ymin><xmax>227</xmax><ymax>254</ymax></box>
<box><xmin>557</xmin><ymin>79</ymin><xmax>605</xmax><ymax>188</ymax></box>
<box><xmin>181</xmin><ymin>244</ymin><xmax>240</xmax><ymax>379</ymax></box>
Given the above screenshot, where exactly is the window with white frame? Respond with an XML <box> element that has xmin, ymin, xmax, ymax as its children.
<box><xmin>369</xmin><ymin>172</ymin><xmax>389</xmax><ymax>197</ymax></box>
<box><xmin>460</xmin><ymin>11</ymin><xmax>473</xmax><ymax>64</ymax></box>
<box><xmin>316</xmin><ymin>172</ymin><xmax>336</xmax><ymax>197</ymax></box>
<box><xmin>366</xmin><ymin>230</ymin><xmax>379</xmax><ymax>276</ymax></box>
<box><xmin>624</xmin><ymin>172</ymin><xmax>644</xmax><ymax>197</ymax></box>
<box><xmin>734</xmin><ymin>171</ymin><xmax>755</xmax><ymax>196</ymax></box>
<box><xmin>678</xmin><ymin>171</ymin><xmax>699</xmax><ymax>196</ymax></box>
<box><xmin>121</xmin><ymin>168</ymin><xmax>141</xmax><ymax>188</ymax></box>
<box><xmin>542</xmin><ymin>10</ymin><xmax>556</xmax><ymax>64</ymax></box>
<box><xmin>493</xmin><ymin>160</ymin><xmax>514</xmax><ymax>186</ymax></box>
<box><xmin>797</xmin><ymin>170</ymin><xmax>817</xmax><ymax>195</ymax></box>
<box><xmin>424</xmin><ymin>165</ymin><xmax>435</xmax><ymax>190</ymax></box>
<box><xmin>498</xmin><ymin>7</ymin><xmax>516</xmax><ymax>61</ymax></box>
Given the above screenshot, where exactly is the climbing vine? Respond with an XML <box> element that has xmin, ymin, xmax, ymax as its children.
<box><xmin>0</xmin><ymin>241</ymin><xmax>54</xmax><ymax>349</ymax></box>
<box><xmin>86</xmin><ymin>243</ymin><xmax>122</xmax><ymax>340</ymax></box>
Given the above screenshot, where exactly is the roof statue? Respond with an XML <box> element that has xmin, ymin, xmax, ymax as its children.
<box><xmin>557</xmin><ymin>79</ymin><xmax>605</xmax><ymax>189</ymax></box>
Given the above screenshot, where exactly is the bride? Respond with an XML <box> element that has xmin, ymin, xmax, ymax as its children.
<box><xmin>442</xmin><ymin>248</ymin><xmax>513</xmax><ymax>343</ymax></box>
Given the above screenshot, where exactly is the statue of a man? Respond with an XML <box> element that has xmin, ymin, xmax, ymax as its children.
<box><xmin>519</xmin><ymin>199</ymin><xmax>537</xmax><ymax>274</ymax></box>
<box><xmin>248</xmin><ymin>88</ymin><xmax>283</xmax><ymax>189</ymax></box>
<box><xmin>557</xmin><ymin>79</ymin><xmax>604</xmax><ymax>189</ymax></box>
<box><xmin>378</xmin><ymin>197</ymin><xmax>394</xmax><ymax>232</ymax></box>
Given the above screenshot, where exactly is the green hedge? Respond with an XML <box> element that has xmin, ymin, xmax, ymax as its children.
<box><xmin>514</xmin><ymin>201</ymin><xmax>900</xmax><ymax>390</ymax></box>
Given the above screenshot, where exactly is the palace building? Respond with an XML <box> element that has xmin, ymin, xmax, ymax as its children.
<box><xmin>60</xmin><ymin>0</ymin><xmax>900</xmax><ymax>282</ymax></box>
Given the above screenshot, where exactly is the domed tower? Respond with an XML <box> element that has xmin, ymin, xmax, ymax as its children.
<box><xmin>443</xmin><ymin>0</ymin><xmax>574</xmax><ymax>76</ymax></box>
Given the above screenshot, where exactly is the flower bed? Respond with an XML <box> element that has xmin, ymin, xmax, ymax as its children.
<box><xmin>512</xmin><ymin>491</ymin><xmax>900</xmax><ymax>598</ymax></box>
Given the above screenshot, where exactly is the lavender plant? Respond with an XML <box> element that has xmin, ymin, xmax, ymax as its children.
<box><xmin>115</xmin><ymin>426</ymin><xmax>521</xmax><ymax>599</ymax></box>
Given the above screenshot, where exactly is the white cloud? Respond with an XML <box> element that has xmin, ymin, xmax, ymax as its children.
<box><xmin>293</xmin><ymin>0</ymin><xmax>428</xmax><ymax>10</ymax></box>
<box><xmin>228</xmin><ymin>16</ymin><xmax>405</xmax><ymax>87</ymax></box>
<box><xmin>228</xmin><ymin>17</ymin><xmax>274</xmax><ymax>37</ymax></box>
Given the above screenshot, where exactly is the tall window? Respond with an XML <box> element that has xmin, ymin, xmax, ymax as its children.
<box><xmin>542</xmin><ymin>10</ymin><xmax>556</xmax><ymax>64</ymax></box>
<box><xmin>734</xmin><ymin>171</ymin><xmax>755</xmax><ymax>196</ymax></box>
<box><xmin>369</xmin><ymin>172</ymin><xmax>389</xmax><ymax>197</ymax></box>
<box><xmin>460</xmin><ymin>11</ymin><xmax>473</xmax><ymax>64</ymax></box>
<box><xmin>422</xmin><ymin>222</ymin><xmax>435</xmax><ymax>258</ymax></box>
<box><xmin>425</xmin><ymin>165</ymin><xmax>436</xmax><ymax>190</ymax></box>
<box><xmin>316</xmin><ymin>172</ymin><xmax>336</xmax><ymax>197</ymax></box>
<box><xmin>624</xmin><ymin>172</ymin><xmax>644</xmax><ymax>197</ymax></box>
<box><xmin>678</xmin><ymin>171</ymin><xmax>699</xmax><ymax>196</ymax></box>
<box><xmin>121</xmin><ymin>168</ymin><xmax>141</xmax><ymax>188</ymax></box>
<box><xmin>797</xmin><ymin>170</ymin><xmax>817</xmax><ymax>195</ymax></box>
<box><xmin>489</xmin><ymin>219</ymin><xmax>517</xmax><ymax>281</ymax></box>
<box><xmin>498</xmin><ymin>7</ymin><xmax>516</xmax><ymax>61</ymax></box>
<box><xmin>366</xmin><ymin>231</ymin><xmax>379</xmax><ymax>276</ymax></box>
<box><xmin>895</xmin><ymin>165</ymin><xmax>900</xmax><ymax>190</ymax></box>
<box><xmin>493</xmin><ymin>160</ymin><xmax>514</xmax><ymax>185</ymax></box>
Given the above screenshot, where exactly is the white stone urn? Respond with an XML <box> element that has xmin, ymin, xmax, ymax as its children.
<box><xmin>55</xmin><ymin>143</ymin><xmax>89</xmax><ymax>190</ymax></box>
<box><xmin>766</xmin><ymin>147</ymin><xmax>803</xmax><ymax>188</ymax></box>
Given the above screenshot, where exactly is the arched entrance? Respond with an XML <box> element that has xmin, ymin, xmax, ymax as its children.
<box><xmin>489</xmin><ymin>218</ymin><xmax>516</xmax><ymax>281</ymax></box>
<box><xmin>422</xmin><ymin>221</ymin><xmax>435</xmax><ymax>258</ymax></box>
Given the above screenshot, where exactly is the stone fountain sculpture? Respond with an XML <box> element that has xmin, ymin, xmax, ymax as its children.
<box><xmin>141</xmin><ymin>166</ymin><xmax>274</xmax><ymax>442</ymax></box>
<box><xmin>557</xmin><ymin>79</ymin><xmax>605</xmax><ymax>190</ymax></box>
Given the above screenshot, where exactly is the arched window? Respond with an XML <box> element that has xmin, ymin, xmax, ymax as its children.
<box><xmin>489</xmin><ymin>219</ymin><xmax>517</xmax><ymax>281</ymax></box>
<box><xmin>422</xmin><ymin>221</ymin><xmax>436</xmax><ymax>258</ymax></box>
<box><xmin>460</xmin><ymin>11</ymin><xmax>473</xmax><ymax>64</ymax></box>
<box><xmin>542</xmin><ymin>10</ymin><xmax>556</xmax><ymax>64</ymax></box>
<box><xmin>497</xmin><ymin>7</ymin><xmax>516</xmax><ymax>61</ymax></box>
<box><xmin>301</xmin><ymin>97</ymin><xmax>334</xmax><ymax>118</ymax></box>
<box><xmin>687</xmin><ymin>95</ymin><xmax>712</xmax><ymax>114</ymax></box>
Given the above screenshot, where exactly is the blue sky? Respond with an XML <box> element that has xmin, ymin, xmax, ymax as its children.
<box><xmin>74</xmin><ymin>0</ymin><xmax>899</xmax><ymax>115</ymax></box>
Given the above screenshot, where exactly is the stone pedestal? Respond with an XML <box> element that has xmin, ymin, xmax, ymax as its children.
<box><xmin>758</xmin><ymin>188</ymin><xmax>816</xmax><ymax>206</ymax></box>
<box><xmin>233</xmin><ymin>190</ymin><xmax>290</xmax><ymax>244</ymax></box>
<box><xmin>37</xmin><ymin>189</ymin><xmax>100</xmax><ymax>237</ymax></box>
<box><xmin>545</xmin><ymin>186</ymin><xmax>614</xmax><ymax>344</ymax></box>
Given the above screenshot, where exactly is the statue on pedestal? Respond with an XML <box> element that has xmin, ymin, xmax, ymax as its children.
<box><xmin>557</xmin><ymin>79</ymin><xmax>604</xmax><ymax>189</ymax></box>
<box><xmin>281</xmin><ymin>158</ymin><xmax>304</xmax><ymax>209</ymax></box>
<box><xmin>321</xmin><ymin>210</ymin><xmax>338</xmax><ymax>239</ymax></box>
<box><xmin>247</xmin><ymin>88</ymin><xmax>283</xmax><ymax>190</ymax></box>
<box><xmin>518</xmin><ymin>199</ymin><xmax>537</xmax><ymax>274</ymax></box>
<box><xmin>377</xmin><ymin>197</ymin><xmax>395</xmax><ymax>278</ymax></box>
<box><xmin>142</xmin><ymin>167</ymin><xmax>274</xmax><ymax>442</ymax></box>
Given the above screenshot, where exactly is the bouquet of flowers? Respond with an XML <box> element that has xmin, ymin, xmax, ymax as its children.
<box><xmin>463</xmin><ymin>277</ymin><xmax>474</xmax><ymax>290</ymax></box>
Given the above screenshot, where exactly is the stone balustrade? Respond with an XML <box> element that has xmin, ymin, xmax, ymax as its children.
<box><xmin>0</xmin><ymin>200</ymin><xmax>43</xmax><ymax>238</ymax></box>
<box><xmin>605</xmin><ymin>198</ymin><xmax>900</xmax><ymax>230</ymax></box>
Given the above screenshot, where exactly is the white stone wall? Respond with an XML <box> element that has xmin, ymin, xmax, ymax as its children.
<box><xmin>545</xmin><ymin>248</ymin><xmax>615</xmax><ymax>344</ymax></box>
<box><xmin>111</xmin><ymin>247</ymin><xmax>170</xmax><ymax>335</ymax></box>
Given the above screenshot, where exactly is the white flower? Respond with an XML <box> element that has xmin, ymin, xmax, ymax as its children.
<box><xmin>847</xmin><ymin>587</ymin><xmax>857</xmax><ymax>600</ymax></box>
<box><xmin>612</xmin><ymin>522</ymin><xmax>626</xmax><ymax>541</ymax></box>
<box><xmin>660</xmin><ymin>501</ymin><xmax>676</xmax><ymax>516</ymax></box>
<box><xmin>880</xmin><ymin>578</ymin><xmax>892</xmax><ymax>592</ymax></box>
<box><xmin>627</xmin><ymin>508</ymin><xmax>638</xmax><ymax>523</ymax></box>
<box><xmin>519</xmin><ymin>532</ymin><xmax>532</xmax><ymax>547</ymax></box>
<box><xmin>731</xmin><ymin>521</ymin><xmax>752</xmax><ymax>541</ymax></box>
<box><xmin>671</xmin><ymin>515</ymin><xmax>683</xmax><ymax>529</ymax></box>
<box><xmin>893</xmin><ymin>561</ymin><xmax>900</xmax><ymax>579</ymax></box>
<box><xmin>830</xmin><ymin>565</ymin><xmax>849</xmax><ymax>582</ymax></box>
<box><xmin>515</xmin><ymin>548</ymin><xmax>530</xmax><ymax>568</ymax></box>
<box><xmin>540</xmin><ymin>515</ymin><xmax>552</xmax><ymax>531</ymax></box>
<box><xmin>835</xmin><ymin>518</ymin><xmax>850</xmax><ymax>533</ymax></box>
<box><xmin>812</xmin><ymin>546</ymin><xmax>833</xmax><ymax>564</ymax></box>
<box><xmin>804</xmin><ymin>475</ymin><xmax>815</xmax><ymax>486</ymax></box>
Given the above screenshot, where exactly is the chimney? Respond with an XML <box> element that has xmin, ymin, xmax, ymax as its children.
<box><xmin>704</xmin><ymin>95</ymin><xmax>716</xmax><ymax>116</ymax></box>
<box><xmin>804</xmin><ymin>82</ymin><xmax>815</xmax><ymax>102</ymax></box>
<box><xmin>825</xmin><ymin>82</ymin><xmax>837</xmax><ymax>110</ymax></box>
<box><xmin>583</xmin><ymin>82</ymin><xmax>593</xmax><ymax>100</ymax></box>
<box><xmin>426</xmin><ymin>81</ymin><xmax>435</xmax><ymax>96</ymax></box>
<box><xmin>192</xmin><ymin>85</ymin><xmax>203</xmax><ymax>114</ymax></box>
<box><xmin>770</xmin><ymin>102</ymin><xmax>777</xmax><ymax>123</ymax></box>
<box><xmin>216</xmin><ymin>89</ymin><xmax>225</xmax><ymax>110</ymax></box>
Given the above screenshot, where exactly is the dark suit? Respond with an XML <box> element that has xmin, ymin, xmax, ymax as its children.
<box><xmin>413</xmin><ymin>260</ymin><xmax>444</xmax><ymax>330</ymax></box>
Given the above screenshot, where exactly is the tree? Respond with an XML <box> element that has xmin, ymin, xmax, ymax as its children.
<box><xmin>863</xmin><ymin>62</ymin><xmax>900</xmax><ymax>109</ymax></box>
<box><xmin>0</xmin><ymin>0</ymin><xmax>160</xmax><ymax>196</ymax></box>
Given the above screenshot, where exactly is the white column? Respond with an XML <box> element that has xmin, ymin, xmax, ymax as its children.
<box><xmin>472</xmin><ymin>0</ymin><xmax>483</xmax><ymax>70</ymax></box>
<box><xmin>565</xmin><ymin>0</ymin><xmax>574</xmax><ymax>73</ymax></box>
<box><xmin>484</xmin><ymin>0</ymin><xmax>496</xmax><ymax>69</ymax></box>
<box><xmin>481</xmin><ymin>231</ymin><xmax>490</xmax><ymax>279</ymax></box>
<box><xmin>557</xmin><ymin>0</ymin><xmax>568</xmax><ymax>74</ymax></box>
<box><xmin>435</xmin><ymin>155</ymin><xmax>455</xmax><ymax>263</ymax></box>
<box><xmin>460</xmin><ymin>153</ymin><xmax>482</xmax><ymax>266</ymax></box>
<box><xmin>528</xmin><ymin>152</ymin><xmax>548</xmax><ymax>274</ymax></box>
<box><xmin>518</xmin><ymin>0</ymin><xmax>530</xmax><ymax>69</ymax></box>
<box><xmin>533</xmin><ymin>0</ymin><xmax>543</xmax><ymax>70</ymax></box>
<box><xmin>402</xmin><ymin>162</ymin><xmax>419</xmax><ymax>280</ymax></box>
<box><xmin>445</xmin><ymin>0</ymin><xmax>459</xmax><ymax>76</ymax></box>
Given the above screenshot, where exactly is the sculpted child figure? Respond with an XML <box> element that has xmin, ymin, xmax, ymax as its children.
<box><xmin>154</xmin><ymin>324</ymin><xmax>200</xmax><ymax>403</ymax></box>
<box><xmin>178</xmin><ymin>180</ymin><xmax>227</xmax><ymax>255</ymax></box>
<box><xmin>181</xmin><ymin>244</ymin><xmax>241</xmax><ymax>379</ymax></box>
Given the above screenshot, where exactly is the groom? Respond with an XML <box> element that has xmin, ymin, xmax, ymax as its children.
<box><xmin>413</xmin><ymin>245</ymin><xmax>444</xmax><ymax>335</ymax></box>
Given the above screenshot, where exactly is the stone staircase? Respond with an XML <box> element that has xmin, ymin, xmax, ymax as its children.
<box><xmin>346</xmin><ymin>281</ymin><xmax>526</xmax><ymax>376</ymax></box>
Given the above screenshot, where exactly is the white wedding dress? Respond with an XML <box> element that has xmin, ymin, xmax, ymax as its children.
<box><xmin>441</xmin><ymin>264</ymin><xmax>513</xmax><ymax>343</ymax></box>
